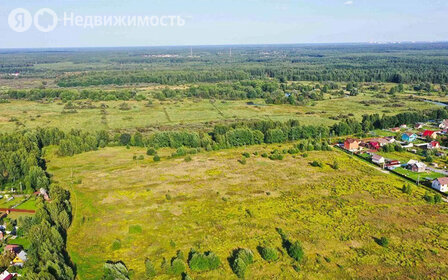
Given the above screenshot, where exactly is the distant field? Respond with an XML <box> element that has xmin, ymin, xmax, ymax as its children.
<box><xmin>0</xmin><ymin>93</ymin><xmax>440</xmax><ymax>133</ymax></box>
<box><xmin>46</xmin><ymin>145</ymin><xmax>448</xmax><ymax>279</ymax></box>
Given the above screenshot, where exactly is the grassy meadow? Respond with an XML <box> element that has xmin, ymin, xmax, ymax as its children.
<box><xmin>0</xmin><ymin>93</ymin><xmax>440</xmax><ymax>133</ymax></box>
<box><xmin>45</xmin><ymin>145</ymin><xmax>448</xmax><ymax>279</ymax></box>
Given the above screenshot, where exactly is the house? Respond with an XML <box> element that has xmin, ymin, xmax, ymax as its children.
<box><xmin>415</xmin><ymin>123</ymin><xmax>424</xmax><ymax>129</ymax></box>
<box><xmin>390</xmin><ymin>127</ymin><xmax>400</xmax><ymax>132</ymax></box>
<box><xmin>386</xmin><ymin>160</ymin><xmax>401</xmax><ymax>170</ymax></box>
<box><xmin>439</xmin><ymin>119</ymin><xmax>448</xmax><ymax>129</ymax></box>
<box><xmin>400</xmin><ymin>124</ymin><xmax>407</xmax><ymax>129</ymax></box>
<box><xmin>427</xmin><ymin>141</ymin><xmax>440</xmax><ymax>150</ymax></box>
<box><xmin>368</xmin><ymin>141</ymin><xmax>380</xmax><ymax>150</ymax></box>
<box><xmin>384</xmin><ymin>136</ymin><xmax>396</xmax><ymax>144</ymax></box>
<box><xmin>407</xmin><ymin>161</ymin><xmax>427</xmax><ymax>173</ymax></box>
<box><xmin>423</xmin><ymin>130</ymin><xmax>438</xmax><ymax>139</ymax></box>
<box><xmin>344</xmin><ymin>139</ymin><xmax>360</xmax><ymax>151</ymax></box>
<box><xmin>12</xmin><ymin>250</ymin><xmax>27</xmax><ymax>267</ymax></box>
<box><xmin>372</xmin><ymin>154</ymin><xmax>385</xmax><ymax>165</ymax></box>
<box><xmin>432</xmin><ymin>177</ymin><xmax>448</xmax><ymax>193</ymax></box>
<box><xmin>0</xmin><ymin>270</ymin><xmax>13</xmax><ymax>280</ymax></box>
<box><xmin>4</xmin><ymin>245</ymin><xmax>21</xmax><ymax>254</ymax></box>
<box><xmin>401</xmin><ymin>133</ymin><xmax>417</xmax><ymax>142</ymax></box>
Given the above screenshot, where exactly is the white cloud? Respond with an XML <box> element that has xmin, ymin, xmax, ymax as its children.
<box><xmin>344</xmin><ymin>1</ymin><xmax>353</xmax><ymax>5</ymax></box>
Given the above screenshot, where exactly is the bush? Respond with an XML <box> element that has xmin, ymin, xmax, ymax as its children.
<box><xmin>146</xmin><ymin>148</ymin><xmax>156</xmax><ymax>155</ymax></box>
<box><xmin>268</xmin><ymin>153</ymin><xmax>284</xmax><ymax>161</ymax></box>
<box><xmin>434</xmin><ymin>194</ymin><xmax>442</xmax><ymax>204</ymax></box>
<box><xmin>332</xmin><ymin>161</ymin><xmax>339</xmax><ymax>170</ymax></box>
<box><xmin>287</xmin><ymin>241</ymin><xmax>304</xmax><ymax>262</ymax></box>
<box><xmin>310</xmin><ymin>160</ymin><xmax>323</xmax><ymax>167</ymax></box>
<box><xmin>230</xmin><ymin>248</ymin><xmax>254</xmax><ymax>278</ymax></box>
<box><xmin>377</xmin><ymin>236</ymin><xmax>389</xmax><ymax>247</ymax></box>
<box><xmin>111</xmin><ymin>239</ymin><xmax>121</xmax><ymax>251</ymax></box>
<box><xmin>145</xmin><ymin>258</ymin><xmax>157</xmax><ymax>278</ymax></box>
<box><xmin>261</xmin><ymin>152</ymin><xmax>268</xmax><ymax>158</ymax></box>
<box><xmin>188</xmin><ymin>249</ymin><xmax>221</xmax><ymax>272</ymax></box>
<box><xmin>401</xmin><ymin>184</ymin><xmax>412</xmax><ymax>194</ymax></box>
<box><xmin>137</xmin><ymin>155</ymin><xmax>144</xmax><ymax>160</ymax></box>
<box><xmin>184</xmin><ymin>155</ymin><xmax>192</xmax><ymax>162</ymax></box>
<box><xmin>238</xmin><ymin>158</ymin><xmax>247</xmax><ymax>165</ymax></box>
<box><xmin>259</xmin><ymin>247</ymin><xmax>279</xmax><ymax>262</ymax></box>
<box><xmin>242</xmin><ymin>152</ymin><xmax>250</xmax><ymax>158</ymax></box>
<box><xmin>153</xmin><ymin>155</ymin><xmax>161</xmax><ymax>162</ymax></box>
<box><xmin>170</xmin><ymin>258</ymin><xmax>186</xmax><ymax>275</ymax></box>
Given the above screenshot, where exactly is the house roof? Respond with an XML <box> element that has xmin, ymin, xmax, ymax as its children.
<box><xmin>16</xmin><ymin>250</ymin><xmax>27</xmax><ymax>262</ymax></box>
<box><xmin>429</xmin><ymin>141</ymin><xmax>440</xmax><ymax>147</ymax></box>
<box><xmin>0</xmin><ymin>270</ymin><xmax>12</xmax><ymax>280</ymax></box>
<box><xmin>388</xmin><ymin>160</ymin><xmax>400</xmax><ymax>165</ymax></box>
<box><xmin>415</xmin><ymin>162</ymin><xmax>426</xmax><ymax>168</ymax></box>
<box><xmin>437</xmin><ymin>177</ymin><xmax>448</xmax><ymax>185</ymax></box>
<box><xmin>423</xmin><ymin>130</ymin><xmax>436</xmax><ymax>136</ymax></box>
<box><xmin>403</xmin><ymin>132</ymin><xmax>415</xmax><ymax>137</ymax></box>
<box><xmin>345</xmin><ymin>138</ymin><xmax>360</xmax><ymax>144</ymax></box>
<box><xmin>372</xmin><ymin>154</ymin><xmax>384</xmax><ymax>161</ymax></box>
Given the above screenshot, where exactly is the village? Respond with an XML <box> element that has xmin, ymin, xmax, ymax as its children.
<box><xmin>340</xmin><ymin>119</ymin><xmax>448</xmax><ymax>197</ymax></box>
<box><xmin>0</xmin><ymin>189</ymin><xmax>47</xmax><ymax>279</ymax></box>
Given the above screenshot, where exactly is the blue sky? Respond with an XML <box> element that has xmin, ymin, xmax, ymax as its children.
<box><xmin>1</xmin><ymin>0</ymin><xmax>447</xmax><ymax>48</ymax></box>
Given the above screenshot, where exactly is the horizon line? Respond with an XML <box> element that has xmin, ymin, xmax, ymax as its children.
<box><xmin>1</xmin><ymin>41</ymin><xmax>447</xmax><ymax>51</ymax></box>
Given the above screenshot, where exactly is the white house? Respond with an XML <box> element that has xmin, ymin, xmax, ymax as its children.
<box><xmin>439</xmin><ymin>119</ymin><xmax>448</xmax><ymax>129</ymax></box>
<box><xmin>372</xmin><ymin>154</ymin><xmax>385</xmax><ymax>165</ymax></box>
<box><xmin>432</xmin><ymin>177</ymin><xmax>448</xmax><ymax>193</ymax></box>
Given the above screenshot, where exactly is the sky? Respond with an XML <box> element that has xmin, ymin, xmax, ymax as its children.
<box><xmin>0</xmin><ymin>0</ymin><xmax>447</xmax><ymax>48</ymax></box>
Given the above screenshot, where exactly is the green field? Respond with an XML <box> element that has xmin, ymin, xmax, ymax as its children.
<box><xmin>46</xmin><ymin>145</ymin><xmax>448</xmax><ymax>279</ymax></box>
<box><xmin>0</xmin><ymin>93</ymin><xmax>440</xmax><ymax>133</ymax></box>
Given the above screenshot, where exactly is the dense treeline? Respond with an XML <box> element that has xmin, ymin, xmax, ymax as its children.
<box><xmin>13</xmin><ymin>107</ymin><xmax>442</xmax><ymax>158</ymax></box>
<box><xmin>21</xmin><ymin>185</ymin><xmax>74</xmax><ymax>279</ymax></box>
<box><xmin>0</xmin><ymin>132</ymin><xmax>48</xmax><ymax>192</ymax></box>
<box><xmin>5</xmin><ymin>88</ymin><xmax>140</xmax><ymax>101</ymax></box>
<box><xmin>55</xmin><ymin>64</ymin><xmax>448</xmax><ymax>87</ymax></box>
<box><xmin>0</xmin><ymin>131</ymin><xmax>74</xmax><ymax>278</ymax></box>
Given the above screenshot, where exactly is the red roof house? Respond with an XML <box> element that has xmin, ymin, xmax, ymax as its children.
<box><xmin>423</xmin><ymin>130</ymin><xmax>438</xmax><ymax>139</ymax></box>
<box><xmin>428</xmin><ymin>141</ymin><xmax>440</xmax><ymax>149</ymax></box>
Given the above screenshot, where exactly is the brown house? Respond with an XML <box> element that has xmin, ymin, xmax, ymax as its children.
<box><xmin>344</xmin><ymin>139</ymin><xmax>360</xmax><ymax>151</ymax></box>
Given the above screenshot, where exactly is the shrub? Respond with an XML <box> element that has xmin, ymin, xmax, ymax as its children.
<box><xmin>377</xmin><ymin>236</ymin><xmax>389</xmax><ymax>247</ymax></box>
<box><xmin>184</xmin><ymin>155</ymin><xmax>192</xmax><ymax>162</ymax></box>
<box><xmin>111</xmin><ymin>239</ymin><xmax>121</xmax><ymax>251</ymax></box>
<box><xmin>269</xmin><ymin>153</ymin><xmax>284</xmax><ymax>161</ymax></box>
<box><xmin>232</xmin><ymin>258</ymin><xmax>247</xmax><ymax>279</ymax></box>
<box><xmin>287</xmin><ymin>241</ymin><xmax>304</xmax><ymax>262</ymax></box>
<box><xmin>434</xmin><ymin>194</ymin><xmax>442</xmax><ymax>204</ymax></box>
<box><xmin>310</xmin><ymin>160</ymin><xmax>323</xmax><ymax>167</ymax></box>
<box><xmin>103</xmin><ymin>261</ymin><xmax>129</xmax><ymax>280</ymax></box>
<box><xmin>137</xmin><ymin>155</ymin><xmax>144</xmax><ymax>160</ymax></box>
<box><xmin>401</xmin><ymin>184</ymin><xmax>412</xmax><ymax>194</ymax></box>
<box><xmin>230</xmin><ymin>248</ymin><xmax>254</xmax><ymax>279</ymax></box>
<box><xmin>146</xmin><ymin>148</ymin><xmax>156</xmax><ymax>155</ymax></box>
<box><xmin>424</xmin><ymin>192</ymin><xmax>435</xmax><ymax>203</ymax></box>
<box><xmin>170</xmin><ymin>258</ymin><xmax>186</xmax><ymax>275</ymax></box>
<box><xmin>332</xmin><ymin>161</ymin><xmax>339</xmax><ymax>170</ymax></box>
<box><xmin>188</xmin><ymin>249</ymin><xmax>221</xmax><ymax>272</ymax></box>
<box><xmin>242</xmin><ymin>152</ymin><xmax>250</xmax><ymax>158</ymax></box>
<box><xmin>145</xmin><ymin>258</ymin><xmax>157</xmax><ymax>278</ymax></box>
<box><xmin>261</xmin><ymin>152</ymin><xmax>268</xmax><ymax>158</ymax></box>
<box><xmin>153</xmin><ymin>154</ymin><xmax>161</xmax><ymax>162</ymax></box>
<box><xmin>238</xmin><ymin>158</ymin><xmax>247</xmax><ymax>165</ymax></box>
<box><xmin>259</xmin><ymin>247</ymin><xmax>279</xmax><ymax>262</ymax></box>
